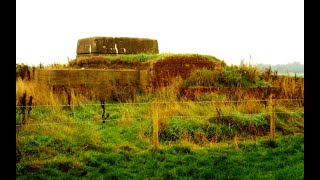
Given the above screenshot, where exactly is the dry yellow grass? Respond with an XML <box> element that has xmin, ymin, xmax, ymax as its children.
<box><xmin>16</xmin><ymin>78</ymin><xmax>61</xmax><ymax>110</ymax></box>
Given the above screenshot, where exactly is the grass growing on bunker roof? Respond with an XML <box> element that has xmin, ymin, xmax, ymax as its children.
<box><xmin>67</xmin><ymin>53</ymin><xmax>226</xmax><ymax>69</ymax></box>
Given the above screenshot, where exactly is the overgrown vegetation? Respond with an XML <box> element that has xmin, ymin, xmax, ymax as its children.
<box><xmin>183</xmin><ymin>61</ymin><xmax>266</xmax><ymax>88</ymax></box>
<box><xmin>16</xmin><ymin>53</ymin><xmax>304</xmax><ymax>179</ymax></box>
<box><xmin>67</xmin><ymin>53</ymin><xmax>160</xmax><ymax>69</ymax></box>
<box><xmin>65</xmin><ymin>53</ymin><xmax>225</xmax><ymax>70</ymax></box>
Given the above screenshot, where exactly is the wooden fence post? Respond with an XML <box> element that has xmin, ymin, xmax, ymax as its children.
<box><xmin>152</xmin><ymin>98</ymin><xmax>159</xmax><ymax>150</ymax></box>
<box><xmin>19</xmin><ymin>91</ymin><xmax>27</xmax><ymax>125</ymax></box>
<box><xmin>269</xmin><ymin>94</ymin><xmax>276</xmax><ymax>138</ymax></box>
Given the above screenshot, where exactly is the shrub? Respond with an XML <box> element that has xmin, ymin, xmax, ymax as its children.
<box><xmin>218</xmin><ymin>62</ymin><xmax>261</xmax><ymax>87</ymax></box>
<box><xmin>183</xmin><ymin>68</ymin><xmax>222</xmax><ymax>88</ymax></box>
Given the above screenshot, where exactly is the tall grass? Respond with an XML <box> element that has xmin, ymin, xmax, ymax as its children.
<box><xmin>16</xmin><ymin>56</ymin><xmax>304</xmax><ymax>179</ymax></box>
<box><xmin>16</xmin><ymin>78</ymin><xmax>60</xmax><ymax>110</ymax></box>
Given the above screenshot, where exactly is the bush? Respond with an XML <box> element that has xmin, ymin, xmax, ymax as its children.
<box><xmin>183</xmin><ymin>68</ymin><xmax>222</xmax><ymax>88</ymax></box>
<box><xmin>218</xmin><ymin>62</ymin><xmax>261</xmax><ymax>87</ymax></box>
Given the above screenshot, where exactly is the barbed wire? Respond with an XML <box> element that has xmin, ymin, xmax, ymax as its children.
<box><xmin>16</xmin><ymin>98</ymin><xmax>304</xmax><ymax>108</ymax></box>
<box><xmin>15</xmin><ymin>111</ymin><xmax>304</xmax><ymax>127</ymax></box>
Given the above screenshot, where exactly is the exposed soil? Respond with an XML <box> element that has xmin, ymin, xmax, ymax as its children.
<box><xmin>151</xmin><ymin>55</ymin><xmax>225</xmax><ymax>88</ymax></box>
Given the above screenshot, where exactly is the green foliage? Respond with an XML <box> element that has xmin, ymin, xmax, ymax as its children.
<box><xmin>16</xmin><ymin>64</ymin><xmax>303</xmax><ymax>179</ymax></box>
<box><xmin>68</xmin><ymin>53</ymin><xmax>227</xmax><ymax>69</ymax></box>
<box><xmin>159</xmin><ymin>117</ymin><xmax>200</xmax><ymax>142</ymax></box>
<box><xmin>206</xmin><ymin>113</ymin><xmax>270</xmax><ymax>140</ymax></box>
<box><xmin>183</xmin><ymin>68</ymin><xmax>221</xmax><ymax>88</ymax></box>
<box><xmin>183</xmin><ymin>62</ymin><xmax>267</xmax><ymax>88</ymax></box>
<box><xmin>218</xmin><ymin>62</ymin><xmax>261</xmax><ymax>87</ymax></box>
<box><xmin>159</xmin><ymin>53</ymin><xmax>227</xmax><ymax>65</ymax></box>
<box><xmin>262</xmin><ymin>138</ymin><xmax>278</xmax><ymax>148</ymax></box>
<box><xmin>17</xmin><ymin>133</ymin><xmax>304</xmax><ymax>179</ymax></box>
<box><xmin>104</xmin><ymin>53</ymin><xmax>159</xmax><ymax>62</ymax></box>
<box><xmin>238</xmin><ymin>60</ymin><xmax>260</xmax><ymax>84</ymax></box>
<box><xmin>171</xmin><ymin>145</ymin><xmax>192</xmax><ymax>154</ymax></box>
<box><xmin>218</xmin><ymin>65</ymin><xmax>243</xmax><ymax>87</ymax></box>
<box><xmin>256</xmin><ymin>79</ymin><xmax>271</xmax><ymax>87</ymax></box>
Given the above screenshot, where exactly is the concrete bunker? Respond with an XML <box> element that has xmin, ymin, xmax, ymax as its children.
<box><xmin>76</xmin><ymin>36</ymin><xmax>159</xmax><ymax>59</ymax></box>
<box><xmin>35</xmin><ymin>36</ymin><xmax>225</xmax><ymax>101</ymax></box>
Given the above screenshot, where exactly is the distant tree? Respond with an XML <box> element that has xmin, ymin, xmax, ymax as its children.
<box><xmin>254</xmin><ymin>62</ymin><xmax>303</xmax><ymax>74</ymax></box>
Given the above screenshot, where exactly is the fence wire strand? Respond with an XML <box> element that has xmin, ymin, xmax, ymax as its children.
<box><xmin>16</xmin><ymin>98</ymin><xmax>304</xmax><ymax>108</ymax></box>
<box><xmin>16</xmin><ymin>110</ymin><xmax>304</xmax><ymax>127</ymax></box>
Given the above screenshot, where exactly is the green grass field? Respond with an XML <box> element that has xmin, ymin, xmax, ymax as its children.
<box><xmin>16</xmin><ymin>99</ymin><xmax>304</xmax><ymax>179</ymax></box>
<box><xmin>16</xmin><ymin>53</ymin><xmax>304</xmax><ymax>179</ymax></box>
<box><xmin>17</xmin><ymin>137</ymin><xmax>304</xmax><ymax>179</ymax></box>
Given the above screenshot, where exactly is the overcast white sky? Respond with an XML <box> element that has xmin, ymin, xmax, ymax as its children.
<box><xmin>16</xmin><ymin>0</ymin><xmax>304</xmax><ymax>66</ymax></box>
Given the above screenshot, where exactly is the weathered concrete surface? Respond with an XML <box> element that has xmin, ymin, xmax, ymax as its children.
<box><xmin>35</xmin><ymin>69</ymin><xmax>150</xmax><ymax>92</ymax></box>
<box><xmin>36</xmin><ymin>55</ymin><xmax>224</xmax><ymax>93</ymax></box>
<box><xmin>76</xmin><ymin>37</ymin><xmax>159</xmax><ymax>57</ymax></box>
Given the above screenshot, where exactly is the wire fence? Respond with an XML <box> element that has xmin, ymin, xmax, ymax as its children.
<box><xmin>16</xmin><ymin>98</ymin><xmax>304</xmax><ymax>127</ymax></box>
<box><xmin>15</xmin><ymin>111</ymin><xmax>304</xmax><ymax>127</ymax></box>
<box><xmin>15</xmin><ymin>98</ymin><xmax>304</xmax><ymax>108</ymax></box>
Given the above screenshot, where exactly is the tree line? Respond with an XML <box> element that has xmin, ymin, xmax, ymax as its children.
<box><xmin>254</xmin><ymin>61</ymin><xmax>304</xmax><ymax>74</ymax></box>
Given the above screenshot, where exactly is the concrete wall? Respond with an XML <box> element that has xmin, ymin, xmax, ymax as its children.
<box><xmin>76</xmin><ymin>37</ymin><xmax>159</xmax><ymax>58</ymax></box>
<box><xmin>35</xmin><ymin>55</ymin><xmax>221</xmax><ymax>92</ymax></box>
<box><xmin>35</xmin><ymin>69</ymin><xmax>150</xmax><ymax>92</ymax></box>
